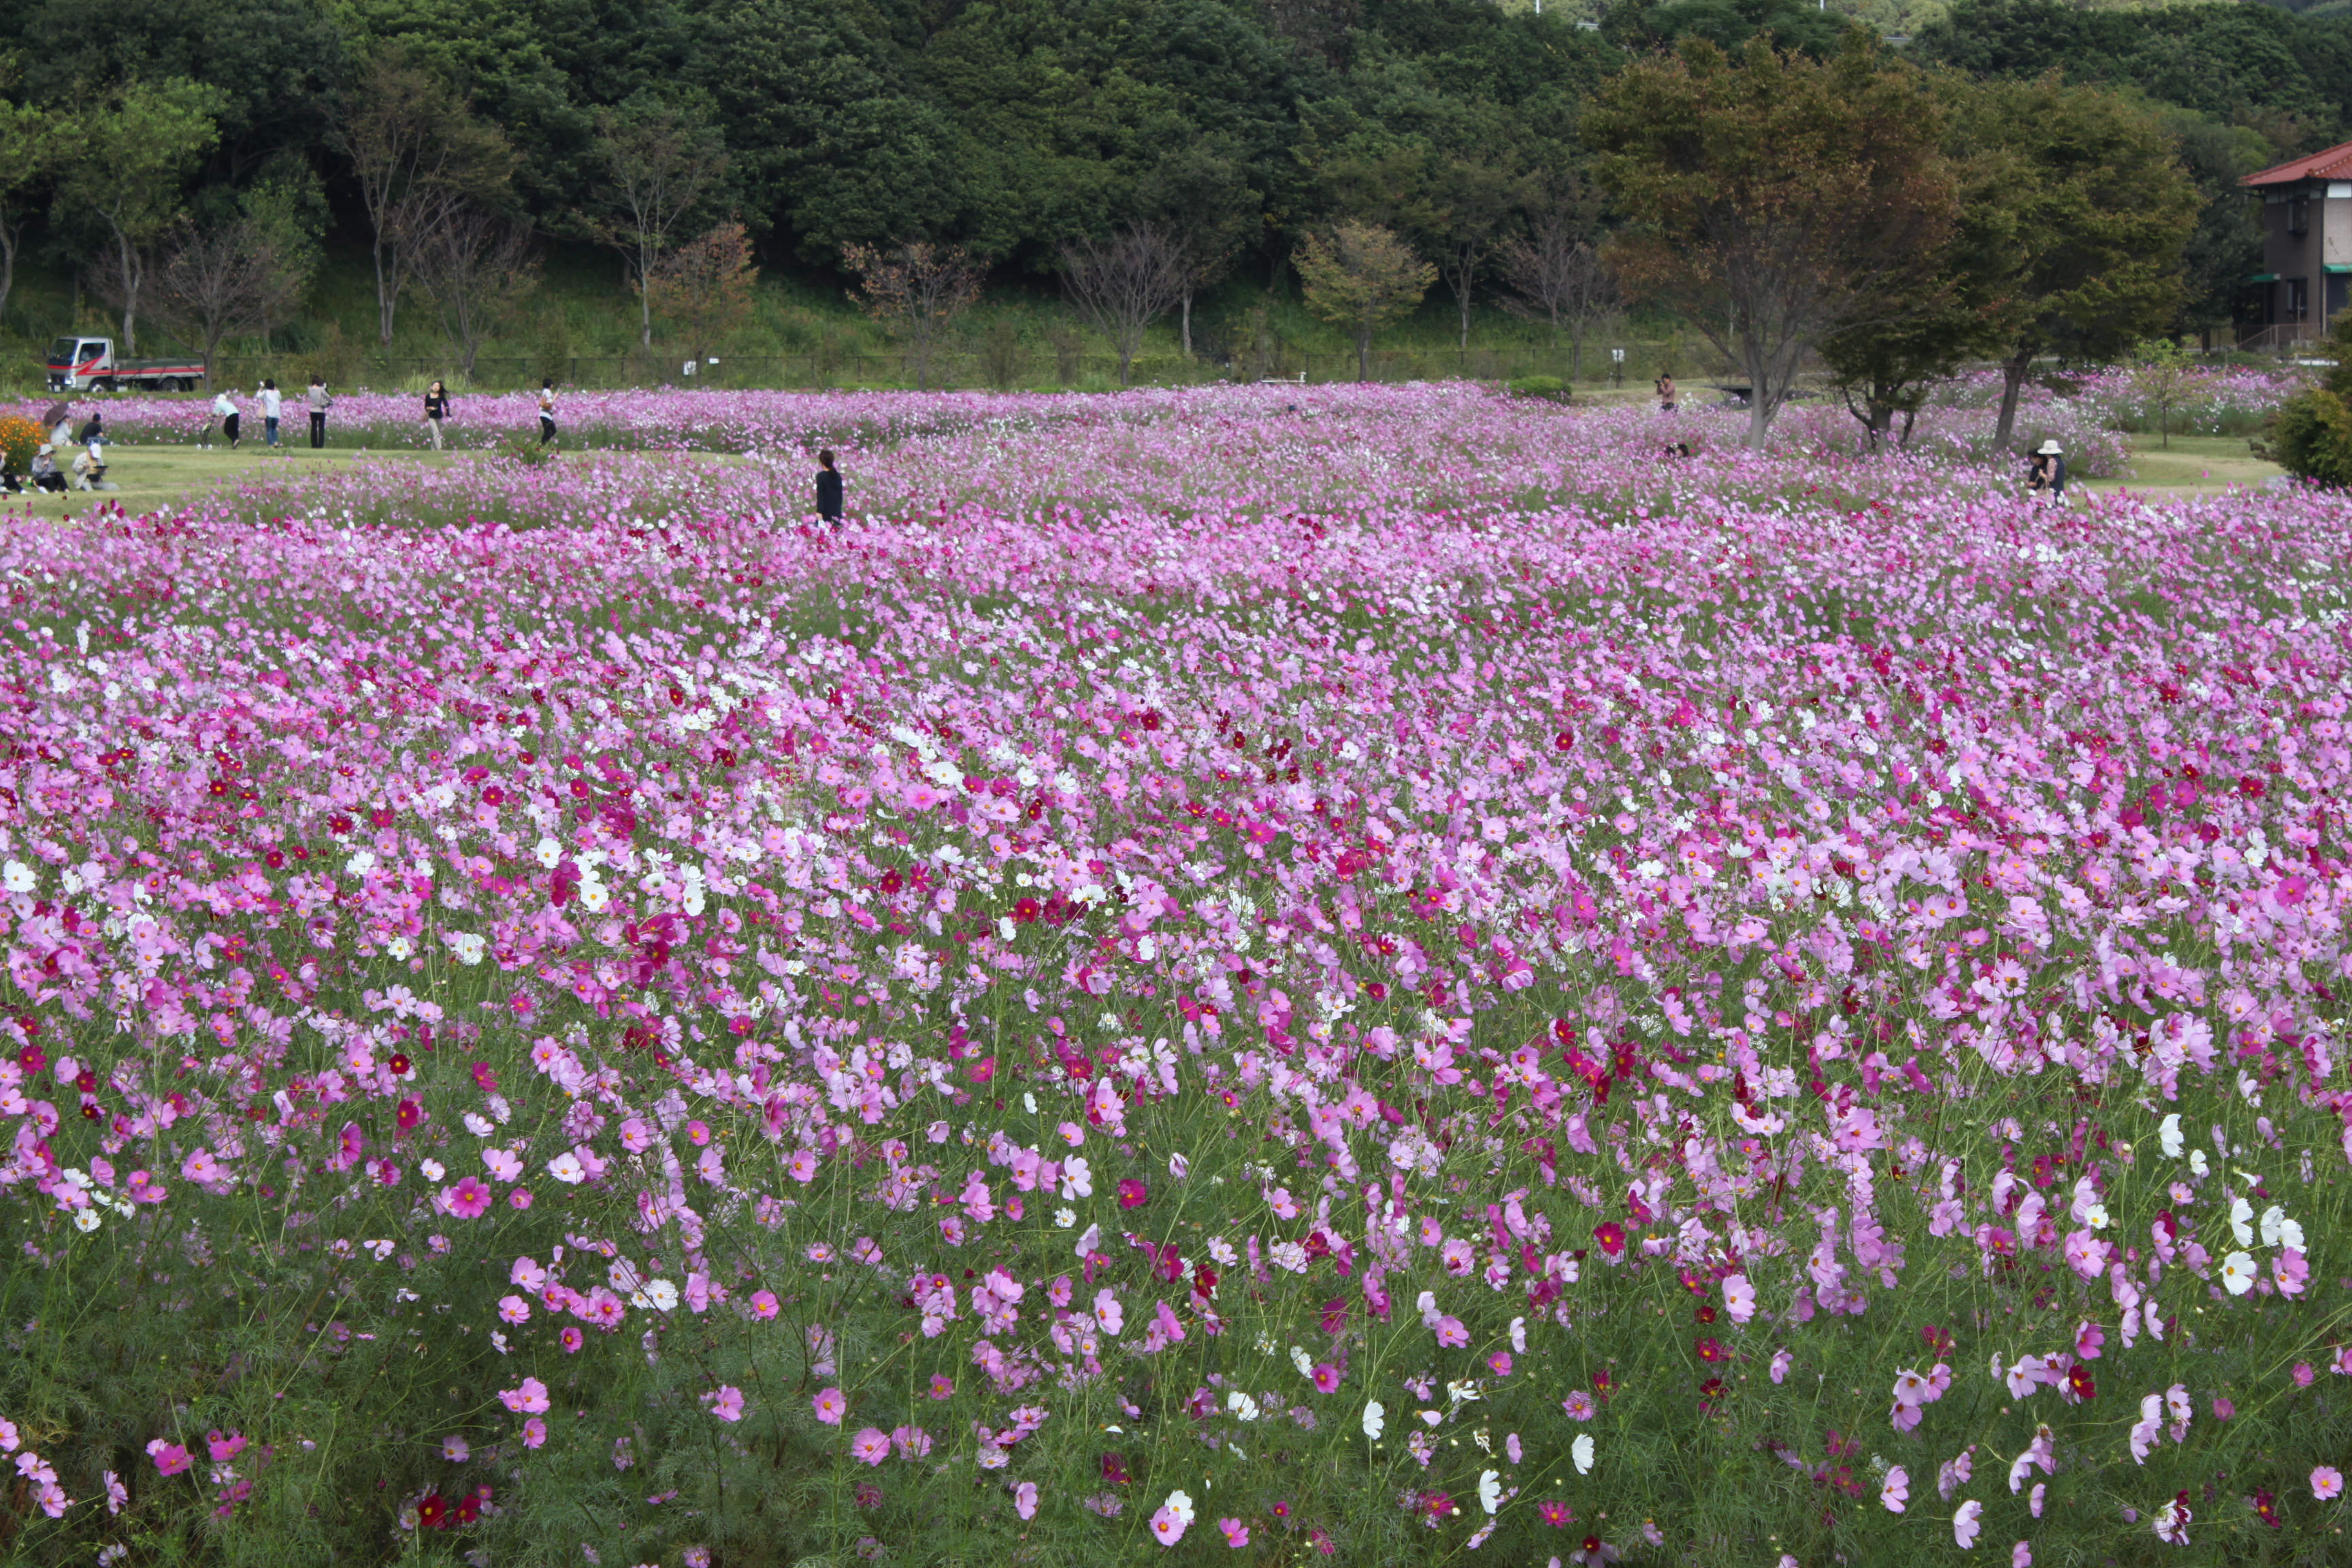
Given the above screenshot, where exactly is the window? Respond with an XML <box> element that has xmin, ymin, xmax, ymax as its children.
<box><xmin>2288</xmin><ymin>278</ymin><xmax>2310</xmax><ymax>321</ymax></box>
<box><xmin>2289</xmin><ymin>197</ymin><xmax>2311</xmax><ymax>235</ymax></box>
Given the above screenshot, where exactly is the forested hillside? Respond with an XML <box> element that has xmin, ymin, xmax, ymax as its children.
<box><xmin>0</xmin><ymin>0</ymin><xmax>2342</xmax><ymax>372</ymax></box>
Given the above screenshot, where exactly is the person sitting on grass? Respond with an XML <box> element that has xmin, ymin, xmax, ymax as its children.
<box><xmin>71</xmin><ymin>442</ymin><xmax>111</xmax><ymax>491</ymax></box>
<box><xmin>29</xmin><ymin>444</ymin><xmax>66</xmax><ymax>492</ymax></box>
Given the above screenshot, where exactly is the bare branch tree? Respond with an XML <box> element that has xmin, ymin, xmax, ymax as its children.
<box><xmin>643</xmin><ymin>220</ymin><xmax>758</xmax><ymax>367</ymax></box>
<box><xmin>409</xmin><ymin>206</ymin><xmax>540</xmax><ymax>377</ymax></box>
<box><xmin>1497</xmin><ymin>213</ymin><xmax>1618</xmax><ymax>381</ymax></box>
<box><xmin>841</xmin><ymin>240</ymin><xmax>986</xmax><ymax>392</ymax></box>
<box><xmin>118</xmin><ymin>217</ymin><xmax>297</xmax><ymax>378</ymax></box>
<box><xmin>331</xmin><ymin>49</ymin><xmax>512</xmax><ymax>345</ymax></box>
<box><xmin>593</xmin><ymin>101</ymin><xmax>728</xmax><ymax>348</ymax></box>
<box><xmin>1059</xmin><ymin>224</ymin><xmax>1188</xmax><ymax>386</ymax></box>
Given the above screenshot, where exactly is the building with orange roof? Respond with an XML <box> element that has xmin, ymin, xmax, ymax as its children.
<box><xmin>2240</xmin><ymin>141</ymin><xmax>2352</xmax><ymax>346</ymax></box>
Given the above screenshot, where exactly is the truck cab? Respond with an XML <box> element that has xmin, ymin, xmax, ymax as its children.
<box><xmin>44</xmin><ymin>337</ymin><xmax>203</xmax><ymax>393</ymax></box>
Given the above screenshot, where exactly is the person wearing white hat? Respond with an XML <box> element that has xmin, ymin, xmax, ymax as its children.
<box><xmin>29</xmin><ymin>444</ymin><xmax>65</xmax><ymax>491</ymax></box>
<box><xmin>2027</xmin><ymin>439</ymin><xmax>2066</xmax><ymax>499</ymax></box>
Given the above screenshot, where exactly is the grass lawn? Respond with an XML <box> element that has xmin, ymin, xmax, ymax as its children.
<box><xmin>2085</xmin><ymin>432</ymin><xmax>2282</xmax><ymax>494</ymax></box>
<box><xmin>0</xmin><ymin>443</ymin><xmax>453</xmax><ymax>523</ymax></box>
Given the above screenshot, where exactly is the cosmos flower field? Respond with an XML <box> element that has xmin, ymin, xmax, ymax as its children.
<box><xmin>1</xmin><ymin>382</ymin><xmax>2349</xmax><ymax>1568</ymax></box>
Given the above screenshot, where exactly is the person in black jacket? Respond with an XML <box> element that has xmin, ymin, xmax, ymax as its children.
<box><xmin>424</xmin><ymin>380</ymin><xmax>452</xmax><ymax>450</ymax></box>
<box><xmin>816</xmin><ymin>448</ymin><xmax>844</xmax><ymax>524</ymax></box>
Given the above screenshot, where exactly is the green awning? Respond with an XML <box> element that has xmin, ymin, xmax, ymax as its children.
<box><xmin>2249</xmin><ymin>272</ymin><xmax>2281</xmax><ymax>282</ymax></box>
<box><xmin>2330</xmin><ymin>263</ymin><xmax>2352</xmax><ymax>274</ymax></box>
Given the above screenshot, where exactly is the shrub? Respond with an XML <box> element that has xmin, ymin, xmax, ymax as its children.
<box><xmin>1506</xmin><ymin>374</ymin><xmax>1571</xmax><ymax>403</ymax></box>
<box><xmin>0</xmin><ymin>412</ymin><xmax>42</xmax><ymax>476</ymax></box>
<box><xmin>2255</xmin><ymin>386</ymin><xmax>2352</xmax><ymax>487</ymax></box>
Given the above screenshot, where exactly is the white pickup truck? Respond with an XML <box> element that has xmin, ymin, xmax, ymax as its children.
<box><xmin>44</xmin><ymin>337</ymin><xmax>206</xmax><ymax>393</ymax></box>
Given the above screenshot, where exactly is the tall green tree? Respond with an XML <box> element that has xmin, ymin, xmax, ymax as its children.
<box><xmin>1294</xmin><ymin>220</ymin><xmax>1436</xmax><ymax>380</ymax></box>
<box><xmin>1584</xmin><ymin>35</ymin><xmax>1958</xmax><ymax>449</ymax></box>
<box><xmin>55</xmin><ymin>78</ymin><xmax>220</xmax><ymax>353</ymax></box>
<box><xmin>1950</xmin><ymin>75</ymin><xmax>2200</xmax><ymax>450</ymax></box>
<box><xmin>0</xmin><ymin>89</ymin><xmax>59</xmax><ymax>329</ymax></box>
<box><xmin>591</xmin><ymin>94</ymin><xmax>728</xmax><ymax>349</ymax></box>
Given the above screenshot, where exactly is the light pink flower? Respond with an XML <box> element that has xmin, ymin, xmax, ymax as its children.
<box><xmin>703</xmin><ymin>1386</ymin><xmax>745</xmax><ymax>1422</ymax></box>
<box><xmin>1014</xmin><ymin>1480</ymin><xmax>1039</xmax><ymax>1519</ymax></box>
<box><xmin>1881</xmin><ymin>1466</ymin><xmax>1909</xmax><ymax>1513</ymax></box>
<box><xmin>1954</xmin><ymin>1499</ymin><xmax>1982</xmax><ymax>1548</ymax></box>
<box><xmin>851</xmin><ymin>1428</ymin><xmax>891</xmax><ymax>1465</ymax></box>
<box><xmin>813</xmin><ymin>1388</ymin><xmax>847</xmax><ymax>1425</ymax></box>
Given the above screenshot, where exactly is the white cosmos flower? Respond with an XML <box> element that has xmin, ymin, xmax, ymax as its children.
<box><xmin>1163</xmin><ymin>1488</ymin><xmax>1194</xmax><ymax>1525</ymax></box>
<box><xmin>419</xmin><ymin>1159</ymin><xmax>446</xmax><ymax>1182</ymax></box>
<box><xmin>444</xmin><ymin>932</ymin><xmax>487</xmax><ymax>966</ymax></box>
<box><xmin>578</xmin><ymin>879</ymin><xmax>610</xmax><ymax>913</ymax></box>
<box><xmin>1572</xmin><ymin>1433</ymin><xmax>1596</xmax><ymax>1475</ymax></box>
<box><xmin>547</xmin><ymin>1152</ymin><xmax>587</xmax><ymax>1185</ymax></box>
<box><xmin>1290</xmin><ymin>1346</ymin><xmax>1314</xmax><ymax>1377</ymax></box>
<box><xmin>1053</xmin><ymin>1207</ymin><xmax>1076</xmax><ymax>1228</ymax></box>
<box><xmin>1362</xmin><ymin>1401</ymin><xmax>1385</xmax><ymax>1439</ymax></box>
<box><xmin>2189</xmin><ymin>1149</ymin><xmax>2209</xmax><ymax>1177</ymax></box>
<box><xmin>2261</xmin><ymin>1206</ymin><xmax>2304</xmax><ymax>1251</ymax></box>
<box><xmin>534</xmin><ymin>838</ymin><xmax>562</xmax><ymax>868</ymax></box>
<box><xmin>2158</xmin><ymin>1113</ymin><xmax>2184</xmax><ymax>1158</ymax></box>
<box><xmin>630</xmin><ymin>1279</ymin><xmax>679</xmax><ymax>1312</ymax></box>
<box><xmin>2219</xmin><ymin>1251</ymin><xmax>2257</xmax><ymax>1296</ymax></box>
<box><xmin>1226</xmin><ymin>1391</ymin><xmax>1260</xmax><ymax>1422</ymax></box>
<box><xmin>1509</xmin><ymin>1316</ymin><xmax>1527</xmax><ymax>1352</ymax></box>
<box><xmin>2082</xmin><ymin>1202</ymin><xmax>2110</xmax><ymax>1230</ymax></box>
<box><xmin>74</xmin><ymin>1208</ymin><xmax>101</xmax><ymax>1232</ymax></box>
<box><xmin>2230</xmin><ymin>1199</ymin><xmax>2255</xmax><ymax>1247</ymax></box>
<box><xmin>1478</xmin><ymin>1469</ymin><xmax>1503</xmax><ymax>1514</ymax></box>
<box><xmin>1</xmin><ymin>860</ymin><xmax>34</xmax><ymax>894</ymax></box>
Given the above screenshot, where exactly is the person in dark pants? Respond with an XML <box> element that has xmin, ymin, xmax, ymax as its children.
<box><xmin>816</xmin><ymin>448</ymin><xmax>844</xmax><ymax>524</ymax></box>
<box><xmin>425</xmin><ymin>380</ymin><xmax>452</xmax><ymax>450</ymax></box>
<box><xmin>308</xmin><ymin>375</ymin><xmax>331</xmax><ymax>448</ymax></box>
<box><xmin>2028</xmin><ymin>440</ymin><xmax>2068</xmax><ymax>500</ymax></box>
<box><xmin>537</xmin><ymin>379</ymin><xmax>557</xmax><ymax>445</ymax></box>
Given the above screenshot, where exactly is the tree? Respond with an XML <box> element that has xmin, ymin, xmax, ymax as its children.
<box><xmin>644</xmin><ymin>221</ymin><xmax>758</xmax><ymax>368</ymax></box>
<box><xmin>54</xmin><ymin>78</ymin><xmax>220</xmax><ymax>355</ymax></box>
<box><xmin>139</xmin><ymin>216</ymin><xmax>301</xmax><ymax>376</ymax></box>
<box><xmin>410</xmin><ymin>207</ymin><xmax>540</xmax><ymax>378</ymax></box>
<box><xmin>1060</xmin><ymin>225</ymin><xmax>1188</xmax><ymax>387</ymax></box>
<box><xmin>593</xmin><ymin>97</ymin><xmax>728</xmax><ymax>350</ymax></box>
<box><xmin>1584</xmin><ymin>36</ymin><xmax>1958</xmax><ymax>448</ymax></box>
<box><xmin>1817</xmin><ymin>135</ymin><xmax>2021</xmax><ymax>448</ymax></box>
<box><xmin>331</xmin><ymin>48</ymin><xmax>512</xmax><ymax>346</ymax></box>
<box><xmin>1950</xmin><ymin>76</ymin><xmax>2200</xmax><ymax>450</ymax></box>
<box><xmin>0</xmin><ymin>95</ymin><xmax>59</xmax><ymax>329</ymax></box>
<box><xmin>1497</xmin><ymin>173</ymin><xmax>1616</xmax><ymax>379</ymax></box>
<box><xmin>1140</xmin><ymin>143</ymin><xmax>1260</xmax><ymax>359</ymax></box>
<box><xmin>1294</xmin><ymin>222</ymin><xmax>1435</xmax><ymax>381</ymax></box>
<box><xmin>2127</xmin><ymin>336</ymin><xmax>2195</xmax><ymax>451</ymax></box>
<box><xmin>1425</xmin><ymin>150</ymin><xmax>1531</xmax><ymax>353</ymax></box>
<box><xmin>842</xmin><ymin>240</ymin><xmax>986</xmax><ymax>391</ymax></box>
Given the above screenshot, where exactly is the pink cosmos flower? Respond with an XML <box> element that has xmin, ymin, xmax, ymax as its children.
<box><xmin>750</xmin><ymin>1290</ymin><xmax>780</xmax><ymax>1319</ymax></box>
<box><xmin>703</xmin><ymin>1386</ymin><xmax>745</xmax><ymax>1422</ymax></box>
<box><xmin>2313</xmin><ymin>1466</ymin><xmax>2343</xmax><ymax>1501</ymax></box>
<box><xmin>851</xmin><ymin>1428</ymin><xmax>892</xmax><ymax>1465</ymax></box>
<box><xmin>2275</xmin><ymin>1248</ymin><xmax>2310</xmax><ymax>1296</ymax></box>
<box><xmin>1881</xmin><ymin>1466</ymin><xmax>1909</xmax><ymax>1514</ymax></box>
<box><xmin>1562</xmin><ymin>1390</ymin><xmax>1595</xmax><ymax>1421</ymax></box>
<box><xmin>442</xmin><ymin>1435</ymin><xmax>470</xmax><ymax>1463</ymax></box>
<box><xmin>1117</xmin><ymin>1179</ymin><xmax>1149</xmax><ymax>1209</ymax></box>
<box><xmin>889</xmin><ymin>1425</ymin><xmax>932</xmax><ymax>1459</ymax></box>
<box><xmin>1488</xmin><ymin>1352</ymin><xmax>1513</xmax><ymax>1377</ymax></box>
<box><xmin>559</xmin><ymin>1326</ymin><xmax>585</xmax><ymax>1354</ymax></box>
<box><xmin>1313</xmin><ymin>1362</ymin><xmax>1343</xmax><ymax>1393</ymax></box>
<box><xmin>1014</xmin><ymin>1480</ymin><xmax>1039</xmax><ymax>1519</ymax></box>
<box><xmin>2011</xmin><ymin>1544</ymin><xmax>2031</xmax><ymax>1568</ymax></box>
<box><xmin>146</xmin><ymin>1439</ymin><xmax>191</xmax><ymax>1476</ymax></box>
<box><xmin>443</xmin><ymin>1176</ymin><xmax>492</xmax><ymax>1218</ymax></box>
<box><xmin>497</xmin><ymin>1294</ymin><xmax>532</xmax><ymax>1324</ymax></box>
<box><xmin>500</xmin><ymin>1377</ymin><xmax>551</xmax><ymax>1414</ymax></box>
<box><xmin>1220</xmin><ymin>1517</ymin><xmax>1250</xmax><ymax>1546</ymax></box>
<box><xmin>1433</xmin><ymin>1315</ymin><xmax>1468</xmax><ymax>1348</ymax></box>
<box><xmin>1721</xmin><ymin>1274</ymin><xmax>1756</xmax><ymax>1323</ymax></box>
<box><xmin>1954</xmin><ymin>1499</ymin><xmax>1983</xmax><ymax>1548</ymax></box>
<box><xmin>521</xmin><ymin>1418</ymin><xmax>547</xmax><ymax>1450</ymax></box>
<box><xmin>206</xmin><ymin>1430</ymin><xmax>246</xmax><ymax>1463</ymax></box>
<box><xmin>813</xmin><ymin>1389</ymin><xmax>847</xmax><ymax>1425</ymax></box>
<box><xmin>1149</xmin><ymin>1505</ymin><xmax>1188</xmax><ymax>1545</ymax></box>
<box><xmin>2073</xmin><ymin>1320</ymin><xmax>2104</xmax><ymax>1361</ymax></box>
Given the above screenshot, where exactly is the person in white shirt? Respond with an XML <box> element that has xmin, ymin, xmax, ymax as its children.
<box><xmin>70</xmin><ymin>444</ymin><xmax>106</xmax><ymax>490</ymax></box>
<box><xmin>259</xmin><ymin>380</ymin><xmax>283</xmax><ymax>446</ymax></box>
<box><xmin>209</xmin><ymin>389</ymin><xmax>240</xmax><ymax>450</ymax></box>
<box><xmin>537</xmin><ymin>378</ymin><xmax>557</xmax><ymax>445</ymax></box>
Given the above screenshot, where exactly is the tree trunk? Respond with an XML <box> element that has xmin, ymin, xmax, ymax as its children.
<box><xmin>639</xmin><ymin>241</ymin><xmax>654</xmax><ymax>348</ymax></box>
<box><xmin>114</xmin><ymin>231</ymin><xmax>140</xmax><ymax>355</ymax></box>
<box><xmin>1180</xmin><ymin>290</ymin><xmax>1192</xmax><ymax>359</ymax></box>
<box><xmin>1992</xmin><ymin>348</ymin><xmax>2032</xmax><ymax>451</ymax></box>
<box><xmin>1743</xmin><ymin>341</ymin><xmax>1773</xmax><ymax>451</ymax></box>
<box><xmin>1356</xmin><ymin>325</ymin><xmax>1370</xmax><ymax>382</ymax></box>
<box><xmin>0</xmin><ymin>223</ymin><xmax>15</xmax><ymax>327</ymax></box>
<box><xmin>372</xmin><ymin>234</ymin><xmax>396</xmax><ymax>346</ymax></box>
<box><xmin>1569</xmin><ymin>315</ymin><xmax>1585</xmax><ymax>383</ymax></box>
<box><xmin>1457</xmin><ymin>273</ymin><xmax>1471</xmax><ymax>351</ymax></box>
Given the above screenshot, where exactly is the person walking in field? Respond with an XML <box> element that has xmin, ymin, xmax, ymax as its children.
<box><xmin>210</xmin><ymin>388</ymin><xmax>241</xmax><ymax>450</ymax></box>
<box><xmin>816</xmin><ymin>448</ymin><xmax>843</xmax><ymax>525</ymax></box>
<box><xmin>307</xmin><ymin>375</ymin><xmax>331</xmax><ymax>448</ymax></box>
<box><xmin>425</xmin><ymin>380</ymin><xmax>452</xmax><ymax>450</ymax></box>
<box><xmin>537</xmin><ymin>378</ymin><xmax>557</xmax><ymax>446</ymax></box>
<box><xmin>260</xmin><ymin>380</ymin><xmax>282</xmax><ymax>447</ymax></box>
